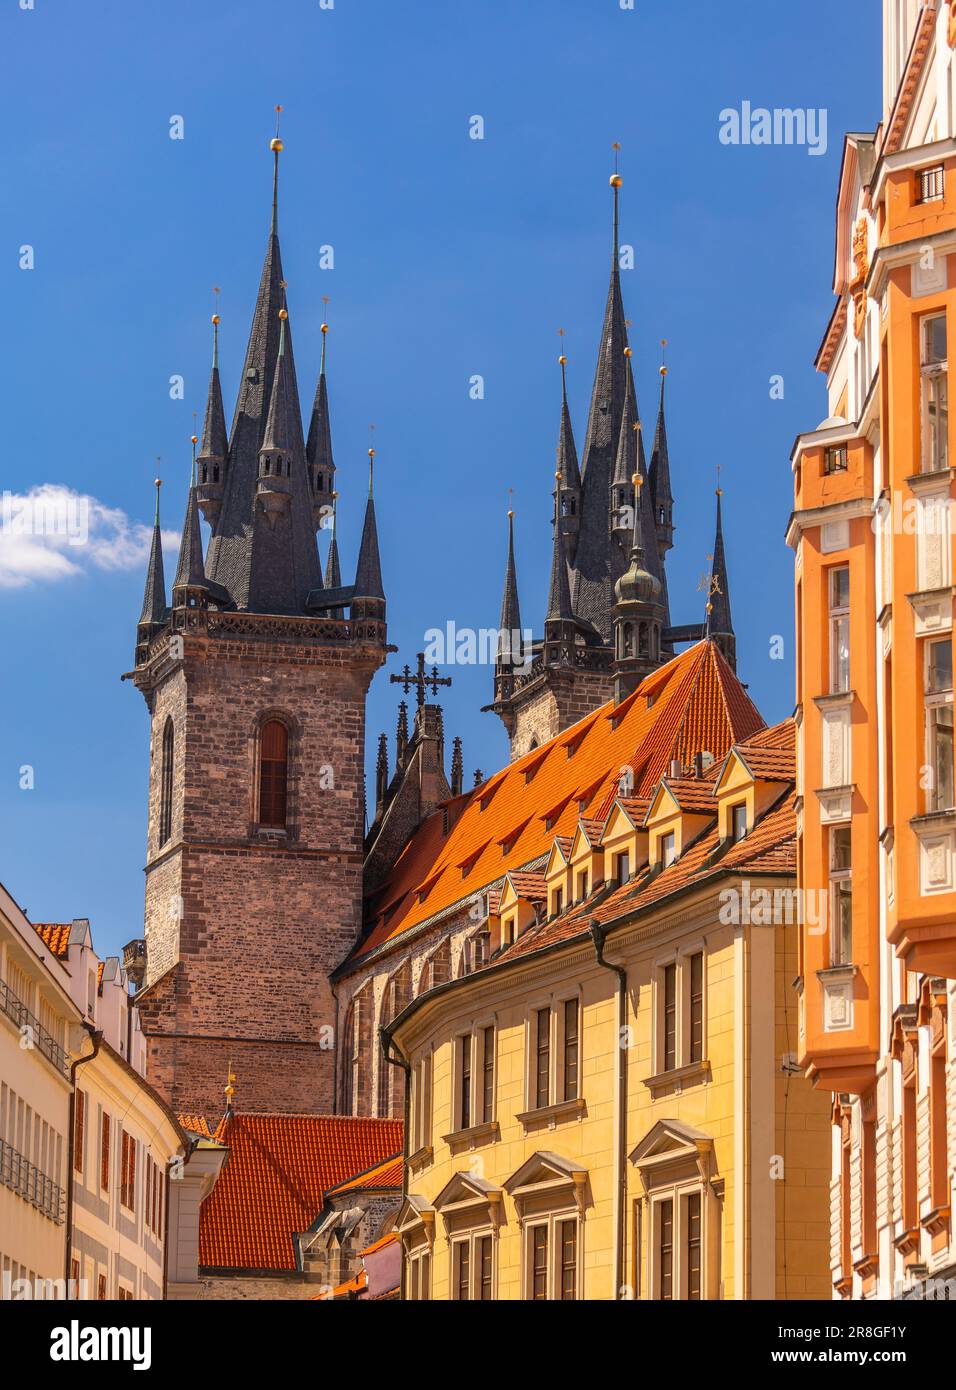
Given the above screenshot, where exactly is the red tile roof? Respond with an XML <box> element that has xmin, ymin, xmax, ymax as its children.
<box><xmin>351</xmin><ymin>642</ymin><xmax>763</xmax><ymax>966</ymax></box>
<box><xmin>199</xmin><ymin>1114</ymin><xmax>403</xmax><ymax>1271</ymax></box>
<box><xmin>325</xmin><ymin>1153</ymin><xmax>403</xmax><ymax>1195</ymax></box>
<box><xmin>177</xmin><ymin>1114</ymin><xmax>215</xmax><ymax>1139</ymax></box>
<box><xmin>32</xmin><ymin>923</ymin><xmax>71</xmax><ymax>958</ymax></box>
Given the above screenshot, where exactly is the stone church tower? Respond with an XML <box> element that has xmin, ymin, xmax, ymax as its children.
<box><xmin>126</xmin><ymin>136</ymin><xmax>387</xmax><ymax>1116</ymax></box>
<box><xmin>489</xmin><ymin>170</ymin><xmax>735</xmax><ymax>759</ymax></box>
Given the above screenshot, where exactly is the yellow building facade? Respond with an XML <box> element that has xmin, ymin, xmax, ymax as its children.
<box><xmin>389</xmin><ymin>720</ymin><xmax>832</xmax><ymax>1300</ymax></box>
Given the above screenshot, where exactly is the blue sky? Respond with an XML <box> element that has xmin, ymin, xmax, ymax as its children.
<box><xmin>0</xmin><ymin>0</ymin><xmax>879</xmax><ymax>959</ymax></box>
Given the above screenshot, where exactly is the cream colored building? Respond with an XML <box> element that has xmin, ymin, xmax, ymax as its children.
<box><xmin>0</xmin><ymin>884</ymin><xmax>79</xmax><ymax>1298</ymax></box>
<box><xmin>1</xmin><ymin>895</ymin><xmax>216</xmax><ymax>1300</ymax></box>
<box><xmin>388</xmin><ymin>720</ymin><xmax>832</xmax><ymax>1299</ymax></box>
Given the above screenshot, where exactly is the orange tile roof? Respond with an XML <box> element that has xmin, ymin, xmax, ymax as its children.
<box><xmin>32</xmin><ymin>923</ymin><xmax>71</xmax><ymax>958</ymax></box>
<box><xmin>325</xmin><ymin>1153</ymin><xmax>403</xmax><ymax>1195</ymax></box>
<box><xmin>493</xmin><ymin>722</ymin><xmax>796</xmax><ymax>967</ymax></box>
<box><xmin>199</xmin><ymin>1114</ymin><xmax>403</xmax><ymax>1271</ymax></box>
<box><xmin>332</xmin><ymin>1268</ymin><xmax>368</xmax><ymax>1298</ymax></box>
<box><xmin>657</xmin><ymin>777</ymin><xmax>719</xmax><ymax>814</ymax></box>
<box><xmin>351</xmin><ymin>642</ymin><xmax>763</xmax><ymax>967</ymax></box>
<box><xmin>177</xmin><ymin>1114</ymin><xmax>215</xmax><ymax>1139</ymax></box>
<box><xmin>96</xmin><ymin>961</ymin><xmax>105</xmax><ymax>990</ymax></box>
<box><xmin>360</xmin><ymin>1231</ymin><xmax>399</xmax><ymax>1257</ymax></box>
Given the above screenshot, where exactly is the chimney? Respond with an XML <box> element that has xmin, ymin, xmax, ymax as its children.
<box><xmin>669</xmin><ymin>759</ymin><xmax>681</xmax><ymax>780</ymax></box>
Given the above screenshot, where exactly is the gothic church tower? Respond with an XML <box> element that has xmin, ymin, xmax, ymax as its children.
<box><xmin>127</xmin><ymin>133</ymin><xmax>388</xmax><ymax>1116</ymax></box>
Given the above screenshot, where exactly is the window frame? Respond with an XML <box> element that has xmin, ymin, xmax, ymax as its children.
<box><xmin>925</xmin><ymin>638</ymin><xmax>955</xmax><ymax>813</ymax></box>
<box><xmin>654</xmin><ymin>947</ymin><xmax>708</xmax><ymax>1077</ymax></box>
<box><xmin>828</xmin><ymin>826</ymin><xmax>853</xmax><ymax>966</ymax></box>
<box><xmin>523</xmin><ymin>1211</ymin><xmax>581</xmax><ymax>1301</ymax></box>
<box><xmin>449</xmin><ymin>1227</ymin><xmax>496</xmax><ymax>1301</ymax></box>
<box><xmin>257</xmin><ymin>717</ymin><xmax>290</xmax><ymax>829</ymax></box>
<box><xmin>828</xmin><ymin>566</ymin><xmax>851</xmax><ymax>694</ymax></box>
<box><xmin>920</xmin><ymin>312</ymin><xmax>949</xmax><ymax>474</ymax></box>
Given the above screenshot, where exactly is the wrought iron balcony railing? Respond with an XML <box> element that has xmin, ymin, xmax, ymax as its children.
<box><xmin>0</xmin><ymin>1138</ymin><xmax>65</xmax><ymax>1224</ymax></box>
<box><xmin>0</xmin><ymin>977</ymin><xmax>70</xmax><ymax>1078</ymax></box>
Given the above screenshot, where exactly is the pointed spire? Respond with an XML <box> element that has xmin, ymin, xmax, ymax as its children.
<box><xmin>203</xmin><ymin>113</ymin><xmax>322</xmax><ymax>614</ymax></box>
<box><xmin>450</xmin><ymin>736</ymin><xmax>463</xmax><ymax>798</ymax></box>
<box><xmin>353</xmin><ymin>449</ymin><xmax>385</xmax><ymax>602</ymax></box>
<box><xmin>705</xmin><ymin>485</ymin><xmax>736</xmax><ymax>670</ymax></box>
<box><xmin>396</xmin><ymin>700</ymin><xmax>409</xmax><ymax>771</ymax></box>
<box><xmin>199</xmin><ymin>311</ymin><xmax>228</xmax><ymax>466</ymax></box>
<box><xmin>556</xmin><ymin>353</ymin><xmax>581</xmax><ymax>492</ymax></box>
<box><xmin>497</xmin><ymin>507</ymin><xmax>522</xmax><ymax>664</ymax></box>
<box><xmin>375</xmin><ymin>732</ymin><xmax>389</xmax><ymax>811</ymax></box>
<box><xmin>546</xmin><ymin>470</ymin><xmax>574</xmax><ymax>624</ymax></box>
<box><xmin>173</xmin><ymin>444</ymin><xmax>207</xmax><ymax>596</ymax></box>
<box><xmin>306</xmin><ymin>314</ymin><xmax>334</xmax><ymax>479</ymax></box>
<box><xmin>260</xmin><ymin>309</ymin><xmax>293</xmax><ymax>454</ymax></box>
<box><xmin>648</xmin><ymin>344</ymin><xmax>674</xmax><ymax>554</ymax></box>
<box><xmin>324</xmin><ymin>491</ymin><xmax>342</xmax><ymax>589</ymax></box>
<box><xmin>138</xmin><ymin>476</ymin><xmax>167</xmax><ymax>629</ymax></box>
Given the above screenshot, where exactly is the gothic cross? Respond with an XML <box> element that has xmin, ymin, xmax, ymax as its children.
<box><xmin>390</xmin><ymin>652</ymin><xmax>452</xmax><ymax>709</ymax></box>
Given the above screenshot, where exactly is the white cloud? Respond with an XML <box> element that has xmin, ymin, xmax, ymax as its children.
<box><xmin>0</xmin><ymin>485</ymin><xmax>179</xmax><ymax>590</ymax></box>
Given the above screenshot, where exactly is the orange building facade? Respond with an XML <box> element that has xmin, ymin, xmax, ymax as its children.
<box><xmin>793</xmin><ymin>0</ymin><xmax>956</xmax><ymax>1298</ymax></box>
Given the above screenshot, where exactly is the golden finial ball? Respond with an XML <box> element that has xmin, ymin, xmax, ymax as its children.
<box><xmin>320</xmin><ymin>322</ymin><xmax>329</xmax><ymax>334</ymax></box>
<box><xmin>555</xmin><ymin>469</ymin><xmax>562</xmax><ymax>481</ymax></box>
<box><xmin>332</xmin><ymin>489</ymin><xmax>339</xmax><ymax>500</ymax></box>
<box><xmin>270</xmin><ymin>137</ymin><xmax>283</xmax><ymax>152</ymax></box>
<box><xmin>190</xmin><ymin>434</ymin><xmax>198</xmax><ymax>445</ymax></box>
<box><xmin>558</xmin><ymin>354</ymin><xmax>567</xmax><ymax>366</ymax></box>
<box><xmin>278</xmin><ymin>308</ymin><xmax>288</xmax><ymax>320</ymax></box>
<box><xmin>508</xmin><ymin>508</ymin><xmax>514</xmax><ymax>519</ymax></box>
<box><xmin>660</xmin><ymin>365</ymin><xmax>668</xmax><ymax>377</ymax></box>
<box><xmin>623</xmin><ymin>346</ymin><xmax>632</xmax><ymax>358</ymax></box>
<box><xmin>368</xmin><ymin>447</ymin><xmax>375</xmax><ymax>458</ymax></box>
<box><xmin>610</xmin><ymin>173</ymin><xmax>623</xmax><ymax>189</ymax></box>
<box><xmin>212</xmin><ymin>313</ymin><xmax>220</xmax><ymax>325</ymax></box>
<box><xmin>154</xmin><ymin>478</ymin><xmax>162</xmax><ymax>489</ymax></box>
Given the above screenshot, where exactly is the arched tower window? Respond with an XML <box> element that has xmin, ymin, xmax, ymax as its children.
<box><xmin>258</xmin><ymin>719</ymin><xmax>289</xmax><ymax>827</ymax></box>
<box><xmin>159</xmin><ymin>718</ymin><xmax>174</xmax><ymax>847</ymax></box>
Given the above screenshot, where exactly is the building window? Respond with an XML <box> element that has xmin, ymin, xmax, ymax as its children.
<box><xmin>926</xmin><ymin>638</ymin><xmax>954</xmax><ymax>812</ymax></box>
<box><xmin>159</xmin><ymin>718</ymin><xmax>174</xmax><ymax>847</ymax></box>
<box><xmin>559</xmin><ymin>1219</ymin><xmax>577</xmax><ymax>1300</ymax></box>
<box><xmin>663</xmin><ymin>964</ymin><xmax>677</xmax><ymax>1071</ymax></box>
<box><xmin>917</xmin><ymin>164</ymin><xmax>944</xmax><ymax>204</ymax></box>
<box><xmin>120</xmin><ymin>1132</ymin><xmax>136</xmax><ymax>1212</ymax></box>
<box><xmin>535</xmin><ymin>1007</ymin><xmax>551</xmax><ymax>1109</ymax></box>
<box><xmin>481</xmin><ymin>1025</ymin><xmax>495</xmax><ymax>1124</ymax></box>
<box><xmin>576</xmin><ymin>870</ymin><xmax>589</xmax><ymax>901</ymax></box>
<box><xmin>451</xmin><ymin>1232</ymin><xmax>495</xmax><ymax>1300</ymax></box>
<box><xmin>408</xmin><ymin>1248</ymin><xmax>431</xmax><ymax>1301</ymax></box>
<box><xmin>563</xmin><ymin>999</ymin><xmax>579</xmax><ymax>1102</ymax></box>
<box><xmin>409</xmin><ymin>1054</ymin><xmax>432</xmax><ymax>1154</ymax></box>
<box><xmin>685</xmin><ymin>1192</ymin><xmax>702</xmax><ymax>1299</ymax></box>
<box><xmin>531</xmin><ymin>1225</ymin><xmax>548</xmax><ymax>1300</ymax></box>
<box><xmin>258</xmin><ymin>719</ymin><xmax>289</xmax><ymax>827</ymax></box>
<box><xmin>615</xmin><ymin>851</ymin><xmax>630</xmax><ymax>886</ymax></box>
<box><xmin>458</xmin><ymin>1034</ymin><xmax>472</xmax><ymax>1131</ymax></box>
<box><xmin>659</xmin><ymin>1199</ymin><xmax>674</xmax><ymax>1301</ymax></box>
<box><xmin>73</xmin><ymin>1091</ymin><xmax>85</xmax><ymax>1175</ymax></box>
<box><xmin>829</xmin><ymin>828</ymin><xmax>852</xmax><ymax>966</ymax></box>
<box><xmin>730</xmin><ymin>802</ymin><xmax>748</xmax><ymax>842</ymax></box>
<box><xmin>660</xmin><ymin>831</ymin><xmax>677</xmax><ymax>868</ymax></box>
<box><xmin>689</xmin><ymin>953</ymin><xmax>704</xmax><ymax>1065</ymax></box>
<box><xmin>97</xmin><ymin>1274</ymin><xmax>107</xmax><ymax>1301</ymax></box>
<box><xmin>921</xmin><ymin>314</ymin><xmax>948</xmax><ymax>473</ymax></box>
<box><xmin>828</xmin><ymin>567</ymin><xmax>850</xmax><ymax>693</ymax></box>
<box><xmin>100</xmin><ymin>1113</ymin><xmax>110</xmax><ymax>1191</ymax></box>
<box><xmin>824</xmin><ymin>445</ymin><xmax>848</xmax><ymax>474</ymax></box>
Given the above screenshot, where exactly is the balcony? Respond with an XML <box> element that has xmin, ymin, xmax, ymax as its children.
<box><xmin>0</xmin><ymin>978</ymin><xmax>70</xmax><ymax>1078</ymax></box>
<box><xmin>0</xmin><ymin>1138</ymin><xmax>64</xmax><ymax>1224</ymax></box>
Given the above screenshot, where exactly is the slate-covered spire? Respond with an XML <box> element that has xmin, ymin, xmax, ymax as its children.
<box><xmin>172</xmin><ymin>447</ymin><xmax>208</xmax><ymax>599</ymax></box>
<box><xmin>375</xmin><ymin>732</ymin><xmax>388</xmax><ymax>813</ymax></box>
<box><xmin>705</xmin><ymin>487</ymin><xmax>736</xmax><ymax>671</ymax></box>
<box><xmin>545</xmin><ymin>469</ymin><xmax>575</xmax><ymax>635</ymax></box>
<box><xmin>138</xmin><ymin>478</ymin><xmax>167</xmax><ymax>628</ymax></box>
<box><xmin>648</xmin><ymin>353</ymin><xmax>674</xmax><ymax>558</ymax></box>
<box><xmin>556</xmin><ymin>353</ymin><xmax>582</xmax><ymax>553</ymax></box>
<box><xmin>610</xmin><ymin>354</ymin><xmax>638</xmax><ymax>550</ymax></box>
<box><xmin>353</xmin><ymin>449</ymin><xmax>385</xmax><ymax>608</ymax></box>
<box><xmin>396</xmin><ymin>700</ymin><xmax>409</xmax><ymax>771</ymax></box>
<box><xmin>306</xmin><ymin>319</ymin><xmax>335</xmax><ymax>505</ymax></box>
<box><xmin>196</xmin><ymin>312</ymin><xmax>229</xmax><ymax>528</ymax></box>
<box><xmin>202</xmin><ymin>127</ymin><xmax>322</xmax><ymax>614</ymax></box>
<box><xmin>496</xmin><ymin>509</ymin><xmax>522</xmax><ymax>666</ymax></box>
<box><xmin>450</xmin><ymin>736</ymin><xmax>463</xmax><ymax>798</ymax></box>
<box><xmin>323</xmin><ymin>491</ymin><xmax>344</xmax><ymax>620</ymax></box>
<box><xmin>570</xmin><ymin>168</ymin><xmax>634</xmax><ymax>640</ymax></box>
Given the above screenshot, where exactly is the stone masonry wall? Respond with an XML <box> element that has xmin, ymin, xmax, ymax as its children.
<box><xmin>136</xmin><ymin>625</ymin><xmax>383</xmax><ymax>1116</ymax></box>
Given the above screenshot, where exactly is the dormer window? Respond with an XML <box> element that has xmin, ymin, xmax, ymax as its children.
<box><xmin>731</xmin><ymin>803</ymin><xmax>748</xmax><ymax>843</ymax></box>
<box><xmin>615</xmin><ymin>852</ymin><xmax>630</xmax><ymax>887</ymax></box>
<box><xmin>661</xmin><ymin>831</ymin><xmax>677</xmax><ymax>868</ymax></box>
